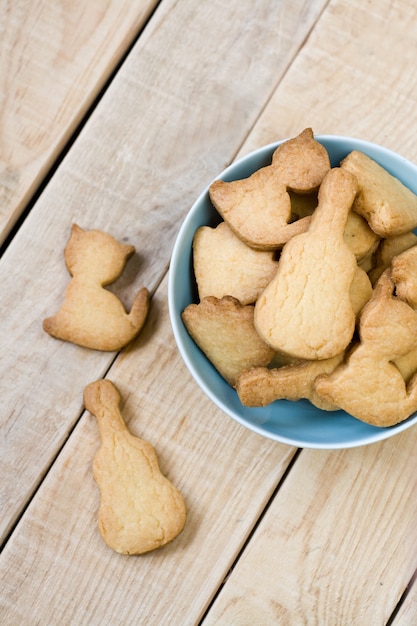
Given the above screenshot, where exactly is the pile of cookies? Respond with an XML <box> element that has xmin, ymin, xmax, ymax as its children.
<box><xmin>182</xmin><ymin>128</ymin><xmax>417</xmax><ymax>427</ymax></box>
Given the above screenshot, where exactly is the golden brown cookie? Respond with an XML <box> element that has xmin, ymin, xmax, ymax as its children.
<box><xmin>254</xmin><ymin>168</ymin><xmax>359</xmax><ymax>360</ymax></box>
<box><xmin>369</xmin><ymin>231</ymin><xmax>417</xmax><ymax>285</ymax></box>
<box><xmin>350</xmin><ymin>266</ymin><xmax>373</xmax><ymax>317</ymax></box>
<box><xmin>390</xmin><ymin>244</ymin><xmax>417</xmax><ymax>308</ymax></box>
<box><xmin>288</xmin><ymin>193</ymin><xmax>378</xmax><ymax>263</ymax></box>
<box><xmin>388</xmin><ymin>246</ymin><xmax>417</xmax><ymax>384</ymax></box>
<box><xmin>341</xmin><ymin>150</ymin><xmax>417</xmax><ymax>236</ymax></box>
<box><xmin>271</xmin><ymin>127</ymin><xmax>331</xmax><ymax>193</ymax></box>
<box><xmin>43</xmin><ymin>224</ymin><xmax>149</xmax><ymax>351</ymax></box>
<box><xmin>236</xmin><ymin>352</ymin><xmax>344</xmax><ymax>411</ymax></box>
<box><xmin>343</xmin><ymin>210</ymin><xmax>380</xmax><ymax>263</ymax></box>
<box><xmin>182</xmin><ymin>296</ymin><xmax>275</xmax><ymax>386</ymax></box>
<box><xmin>193</xmin><ymin>222</ymin><xmax>279</xmax><ymax>304</ymax></box>
<box><xmin>84</xmin><ymin>379</ymin><xmax>186</xmax><ymax>555</ymax></box>
<box><xmin>209</xmin><ymin>163</ymin><xmax>310</xmax><ymax>250</ymax></box>
<box><xmin>314</xmin><ymin>270</ymin><xmax>417</xmax><ymax>426</ymax></box>
<box><xmin>208</xmin><ymin>128</ymin><xmax>330</xmax><ymax>250</ymax></box>
<box><xmin>394</xmin><ymin>346</ymin><xmax>417</xmax><ymax>384</ymax></box>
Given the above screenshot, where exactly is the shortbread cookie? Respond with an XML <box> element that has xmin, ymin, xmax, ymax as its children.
<box><xmin>390</xmin><ymin>244</ymin><xmax>417</xmax><ymax>308</ymax></box>
<box><xmin>43</xmin><ymin>224</ymin><xmax>149</xmax><ymax>351</ymax></box>
<box><xmin>193</xmin><ymin>222</ymin><xmax>279</xmax><ymax>304</ymax></box>
<box><xmin>343</xmin><ymin>211</ymin><xmax>380</xmax><ymax>263</ymax></box>
<box><xmin>341</xmin><ymin>150</ymin><xmax>417</xmax><ymax>236</ymax></box>
<box><xmin>394</xmin><ymin>346</ymin><xmax>417</xmax><ymax>384</ymax></box>
<box><xmin>271</xmin><ymin>127</ymin><xmax>331</xmax><ymax>193</ymax></box>
<box><xmin>369</xmin><ymin>231</ymin><xmax>417</xmax><ymax>284</ymax></box>
<box><xmin>182</xmin><ymin>296</ymin><xmax>275</xmax><ymax>386</ymax></box>
<box><xmin>388</xmin><ymin>246</ymin><xmax>417</xmax><ymax>383</ymax></box>
<box><xmin>350</xmin><ymin>266</ymin><xmax>373</xmax><ymax>317</ymax></box>
<box><xmin>209</xmin><ymin>163</ymin><xmax>311</xmax><ymax>250</ymax></box>
<box><xmin>209</xmin><ymin>129</ymin><xmax>329</xmax><ymax>250</ymax></box>
<box><xmin>236</xmin><ymin>352</ymin><xmax>345</xmax><ymax>410</ymax></box>
<box><xmin>314</xmin><ymin>270</ymin><xmax>417</xmax><ymax>426</ymax></box>
<box><xmin>288</xmin><ymin>193</ymin><xmax>378</xmax><ymax>263</ymax></box>
<box><xmin>254</xmin><ymin>168</ymin><xmax>359</xmax><ymax>360</ymax></box>
<box><xmin>84</xmin><ymin>379</ymin><xmax>186</xmax><ymax>555</ymax></box>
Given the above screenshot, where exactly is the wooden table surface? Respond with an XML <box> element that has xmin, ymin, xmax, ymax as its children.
<box><xmin>1</xmin><ymin>1</ymin><xmax>417</xmax><ymax>624</ymax></box>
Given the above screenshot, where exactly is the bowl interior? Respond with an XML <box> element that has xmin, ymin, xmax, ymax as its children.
<box><xmin>168</xmin><ymin>136</ymin><xmax>417</xmax><ymax>448</ymax></box>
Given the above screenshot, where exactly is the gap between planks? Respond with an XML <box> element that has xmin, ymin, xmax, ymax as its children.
<box><xmin>199</xmin><ymin>448</ymin><xmax>302</xmax><ymax>625</ymax></box>
<box><xmin>0</xmin><ymin>0</ymin><xmax>164</xmax><ymax>258</ymax></box>
<box><xmin>226</xmin><ymin>0</ymin><xmax>331</xmax><ymax>167</ymax></box>
<box><xmin>387</xmin><ymin>569</ymin><xmax>417</xmax><ymax>625</ymax></box>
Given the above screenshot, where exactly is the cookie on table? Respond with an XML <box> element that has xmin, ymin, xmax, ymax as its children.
<box><xmin>43</xmin><ymin>224</ymin><xmax>149</xmax><ymax>351</ymax></box>
<box><xmin>84</xmin><ymin>379</ymin><xmax>186</xmax><ymax>555</ymax></box>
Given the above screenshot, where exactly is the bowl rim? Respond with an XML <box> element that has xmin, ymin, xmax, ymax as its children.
<box><xmin>168</xmin><ymin>134</ymin><xmax>417</xmax><ymax>449</ymax></box>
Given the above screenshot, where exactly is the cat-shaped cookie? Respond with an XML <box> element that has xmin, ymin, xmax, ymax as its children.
<box><xmin>43</xmin><ymin>224</ymin><xmax>149</xmax><ymax>351</ymax></box>
<box><xmin>209</xmin><ymin>128</ymin><xmax>330</xmax><ymax>250</ymax></box>
<box><xmin>315</xmin><ymin>270</ymin><xmax>417</xmax><ymax>426</ymax></box>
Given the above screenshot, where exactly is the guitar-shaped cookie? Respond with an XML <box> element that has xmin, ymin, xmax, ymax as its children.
<box><xmin>255</xmin><ymin>168</ymin><xmax>358</xmax><ymax>360</ymax></box>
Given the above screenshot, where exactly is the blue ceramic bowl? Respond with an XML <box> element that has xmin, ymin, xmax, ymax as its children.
<box><xmin>168</xmin><ymin>135</ymin><xmax>417</xmax><ymax>448</ymax></box>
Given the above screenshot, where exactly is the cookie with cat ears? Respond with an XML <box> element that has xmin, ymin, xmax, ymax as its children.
<box><xmin>209</xmin><ymin>128</ymin><xmax>330</xmax><ymax>250</ymax></box>
<box><xmin>43</xmin><ymin>224</ymin><xmax>149</xmax><ymax>351</ymax></box>
<box><xmin>314</xmin><ymin>270</ymin><xmax>417</xmax><ymax>426</ymax></box>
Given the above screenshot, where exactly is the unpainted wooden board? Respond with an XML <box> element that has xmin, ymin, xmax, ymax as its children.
<box><xmin>0</xmin><ymin>0</ymin><xmax>160</xmax><ymax>245</ymax></box>
<box><xmin>238</xmin><ymin>0</ymin><xmax>417</xmax><ymax>162</ymax></box>
<box><xmin>392</xmin><ymin>573</ymin><xmax>417</xmax><ymax>625</ymax></box>
<box><xmin>203</xmin><ymin>435</ymin><xmax>417</xmax><ymax>625</ymax></box>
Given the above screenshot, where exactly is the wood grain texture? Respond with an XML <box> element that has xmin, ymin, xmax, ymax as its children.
<box><xmin>393</xmin><ymin>574</ymin><xmax>417</xmax><ymax>625</ymax></box>
<box><xmin>2</xmin><ymin>0</ymin><xmax>417</xmax><ymax>623</ymax></box>
<box><xmin>0</xmin><ymin>0</ymin><xmax>159</xmax><ymax>245</ymax></box>
<box><xmin>203</xmin><ymin>436</ymin><xmax>417</xmax><ymax>625</ymax></box>
<box><xmin>0</xmin><ymin>277</ymin><xmax>296</xmax><ymax>625</ymax></box>
<box><xmin>238</xmin><ymin>0</ymin><xmax>417</xmax><ymax>162</ymax></box>
<box><xmin>0</xmin><ymin>0</ymin><xmax>326</xmax><ymax>544</ymax></box>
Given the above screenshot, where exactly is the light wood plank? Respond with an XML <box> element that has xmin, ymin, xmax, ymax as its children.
<box><xmin>203</xmin><ymin>436</ymin><xmax>417</xmax><ymax>625</ymax></box>
<box><xmin>393</xmin><ymin>574</ymin><xmax>417</xmax><ymax>625</ymax></box>
<box><xmin>0</xmin><ymin>0</ymin><xmax>327</xmax><ymax>543</ymax></box>
<box><xmin>239</xmin><ymin>0</ymin><xmax>417</xmax><ymax>162</ymax></box>
<box><xmin>0</xmin><ymin>276</ymin><xmax>296</xmax><ymax>625</ymax></box>
<box><xmin>0</xmin><ymin>0</ymin><xmax>159</xmax><ymax>245</ymax></box>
